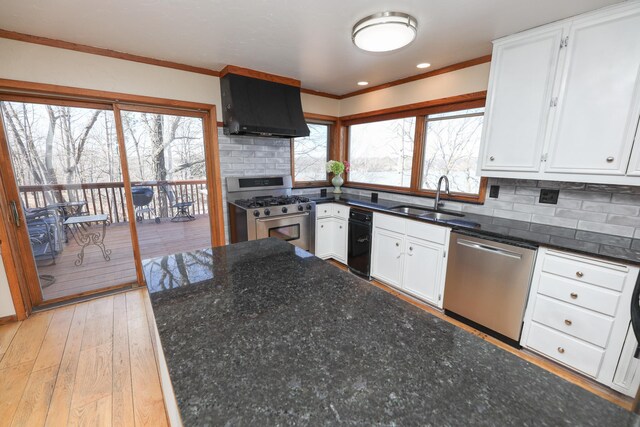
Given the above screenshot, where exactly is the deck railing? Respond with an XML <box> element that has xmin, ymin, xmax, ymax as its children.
<box><xmin>19</xmin><ymin>180</ymin><xmax>209</xmax><ymax>223</ymax></box>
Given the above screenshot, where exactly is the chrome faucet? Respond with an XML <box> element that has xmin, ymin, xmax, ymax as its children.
<box><xmin>434</xmin><ymin>175</ymin><xmax>450</xmax><ymax>210</ymax></box>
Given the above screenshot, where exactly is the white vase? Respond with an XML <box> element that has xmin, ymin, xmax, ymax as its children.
<box><xmin>331</xmin><ymin>174</ymin><xmax>344</xmax><ymax>194</ymax></box>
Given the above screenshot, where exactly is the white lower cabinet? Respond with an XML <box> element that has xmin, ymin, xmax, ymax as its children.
<box><xmin>402</xmin><ymin>238</ymin><xmax>445</xmax><ymax>307</ymax></box>
<box><xmin>371</xmin><ymin>213</ymin><xmax>449</xmax><ymax>308</ymax></box>
<box><xmin>371</xmin><ymin>229</ymin><xmax>404</xmax><ymax>288</ymax></box>
<box><xmin>314</xmin><ymin>204</ymin><xmax>348</xmax><ymax>263</ymax></box>
<box><xmin>521</xmin><ymin>248</ymin><xmax>640</xmax><ymax>396</ymax></box>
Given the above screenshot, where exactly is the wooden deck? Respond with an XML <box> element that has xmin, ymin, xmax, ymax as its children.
<box><xmin>38</xmin><ymin>216</ymin><xmax>212</xmax><ymax>301</ymax></box>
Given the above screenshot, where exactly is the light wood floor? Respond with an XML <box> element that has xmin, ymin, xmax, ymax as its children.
<box><xmin>0</xmin><ymin>289</ymin><xmax>168</xmax><ymax>427</ymax></box>
<box><xmin>39</xmin><ymin>216</ymin><xmax>212</xmax><ymax>301</ymax></box>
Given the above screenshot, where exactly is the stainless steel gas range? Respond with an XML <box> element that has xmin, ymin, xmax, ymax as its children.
<box><xmin>226</xmin><ymin>175</ymin><xmax>316</xmax><ymax>252</ymax></box>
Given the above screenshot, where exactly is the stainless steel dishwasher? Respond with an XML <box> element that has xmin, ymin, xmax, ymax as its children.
<box><xmin>443</xmin><ymin>231</ymin><xmax>537</xmax><ymax>345</ymax></box>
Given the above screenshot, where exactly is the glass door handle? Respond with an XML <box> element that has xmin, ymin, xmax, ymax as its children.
<box><xmin>10</xmin><ymin>201</ymin><xmax>20</xmax><ymax>227</ymax></box>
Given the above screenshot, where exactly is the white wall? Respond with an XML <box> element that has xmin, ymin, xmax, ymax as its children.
<box><xmin>0</xmin><ymin>252</ymin><xmax>16</xmax><ymax>317</ymax></box>
<box><xmin>339</xmin><ymin>63</ymin><xmax>490</xmax><ymax>117</ymax></box>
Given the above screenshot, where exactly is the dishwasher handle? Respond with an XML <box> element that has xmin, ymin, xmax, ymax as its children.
<box><xmin>456</xmin><ymin>239</ymin><xmax>523</xmax><ymax>260</ymax></box>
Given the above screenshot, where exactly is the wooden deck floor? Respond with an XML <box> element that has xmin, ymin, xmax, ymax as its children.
<box><xmin>0</xmin><ymin>289</ymin><xmax>168</xmax><ymax>427</ymax></box>
<box><xmin>39</xmin><ymin>216</ymin><xmax>212</xmax><ymax>301</ymax></box>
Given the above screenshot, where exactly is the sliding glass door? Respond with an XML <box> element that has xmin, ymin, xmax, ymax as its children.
<box><xmin>119</xmin><ymin>108</ymin><xmax>212</xmax><ymax>261</ymax></box>
<box><xmin>0</xmin><ymin>100</ymin><xmax>137</xmax><ymax>301</ymax></box>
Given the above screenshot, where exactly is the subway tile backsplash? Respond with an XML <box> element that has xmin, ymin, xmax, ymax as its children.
<box><xmin>335</xmin><ymin>178</ymin><xmax>640</xmax><ymax>238</ymax></box>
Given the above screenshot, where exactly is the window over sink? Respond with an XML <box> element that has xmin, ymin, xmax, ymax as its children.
<box><xmin>343</xmin><ymin>100</ymin><xmax>487</xmax><ymax>203</ymax></box>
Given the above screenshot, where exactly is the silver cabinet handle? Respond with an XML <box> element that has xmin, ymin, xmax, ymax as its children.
<box><xmin>489</xmin><ymin>156</ymin><xmax>495</xmax><ymax>161</ymax></box>
<box><xmin>606</xmin><ymin>157</ymin><xmax>614</xmax><ymax>163</ymax></box>
<box><xmin>564</xmin><ymin>319</ymin><xmax>572</xmax><ymax>326</ymax></box>
<box><xmin>457</xmin><ymin>239</ymin><xmax>522</xmax><ymax>259</ymax></box>
<box><xmin>576</xmin><ymin>271</ymin><xmax>583</xmax><ymax>278</ymax></box>
<box><xmin>557</xmin><ymin>347</ymin><xmax>565</xmax><ymax>354</ymax></box>
<box><xmin>570</xmin><ymin>292</ymin><xmax>578</xmax><ymax>299</ymax></box>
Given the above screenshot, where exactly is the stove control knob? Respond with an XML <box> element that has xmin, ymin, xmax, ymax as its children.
<box><xmin>253</xmin><ymin>210</ymin><xmax>260</xmax><ymax>217</ymax></box>
<box><xmin>306</xmin><ymin>204</ymin><xmax>312</xmax><ymax>210</ymax></box>
<box><xmin>297</xmin><ymin>205</ymin><xmax>304</xmax><ymax>212</ymax></box>
<box><xmin>264</xmin><ymin>208</ymin><xmax>271</xmax><ymax>216</ymax></box>
<box><xmin>281</xmin><ymin>207</ymin><xmax>288</xmax><ymax>213</ymax></box>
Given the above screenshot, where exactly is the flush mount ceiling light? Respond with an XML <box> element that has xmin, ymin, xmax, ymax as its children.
<box><xmin>357</xmin><ymin>81</ymin><xmax>369</xmax><ymax>86</ymax></box>
<box><xmin>416</xmin><ymin>62</ymin><xmax>431</xmax><ymax>69</ymax></box>
<box><xmin>352</xmin><ymin>12</ymin><xmax>418</xmax><ymax>52</ymax></box>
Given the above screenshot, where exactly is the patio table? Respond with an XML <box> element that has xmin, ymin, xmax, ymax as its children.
<box><xmin>64</xmin><ymin>214</ymin><xmax>111</xmax><ymax>266</ymax></box>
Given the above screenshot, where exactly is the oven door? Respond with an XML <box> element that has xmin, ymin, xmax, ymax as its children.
<box><xmin>255</xmin><ymin>213</ymin><xmax>310</xmax><ymax>250</ymax></box>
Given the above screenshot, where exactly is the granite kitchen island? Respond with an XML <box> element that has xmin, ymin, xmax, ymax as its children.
<box><xmin>145</xmin><ymin>238</ymin><xmax>637</xmax><ymax>426</ymax></box>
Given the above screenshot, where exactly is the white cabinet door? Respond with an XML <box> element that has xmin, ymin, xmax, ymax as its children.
<box><xmin>371</xmin><ymin>228</ymin><xmax>404</xmax><ymax>288</ymax></box>
<box><xmin>479</xmin><ymin>25</ymin><xmax>565</xmax><ymax>172</ymax></box>
<box><xmin>402</xmin><ymin>238</ymin><xmax>444</xmax><ymax>307</ymax></box>
<box><xmin>332</xmin><ymin>218</ymin><xmax>348</xmax><ymax>263</ymax></box>
<box><xmin>546</xmin><ymin>7</ymin><xmax>640</xmax><ymax>175</ymax></box>
<box><xmin>315</xmin><ymin>218</ymin><xmax>333</xmax><ymax>259</ymax></box>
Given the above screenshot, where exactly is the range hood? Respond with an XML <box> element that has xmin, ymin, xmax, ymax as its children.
<box><xmin>220</xmin><ymin>73</ymin><xmax>310</xmax><ymax>138</ymax></box>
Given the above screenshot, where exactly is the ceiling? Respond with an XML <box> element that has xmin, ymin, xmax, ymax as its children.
<box><xmin>0</xmin><ymin>0</ymin><xmax>626</xmax><ymax>95</ymax></box>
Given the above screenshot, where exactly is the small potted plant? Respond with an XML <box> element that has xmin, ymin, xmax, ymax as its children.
<box><xmin>326</xmin><ymin>160</ymin><xmax>350</xmax><ymax>193</ymax></box>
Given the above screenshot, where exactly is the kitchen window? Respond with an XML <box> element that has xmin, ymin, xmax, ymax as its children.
<box><xmin>343</xmin><ymin>99</ymin><xmax>487</xmax><ymax>202</ymax></box>
<box><xmin>421</xmin><ymin>107</ymin><xmax>484</xmax><ymax>195</ymax></box>
<box><xmin>291</xmin><ymin>122</ymin><xmax>330</xmax><ymax>186</ymax></box>
<box><xmin>348</xmin><ymin>117</ymin><xmax>416</xmax><ymax>187</ymax></box>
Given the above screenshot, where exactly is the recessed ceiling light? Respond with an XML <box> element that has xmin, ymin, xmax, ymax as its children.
<box><xmin>357</xmin><ymin>81</ymin><xmax>369</xmax><ymax>86</ymax></box>
<box><xmin>417</xmin><ymin>62</ymin><xmax>431</xmax><ymax>69</ymax></box>
<box><xmin>352</xmin><ymin>12</ymin><xmax>418</xmax><ymax>52</ymax></box>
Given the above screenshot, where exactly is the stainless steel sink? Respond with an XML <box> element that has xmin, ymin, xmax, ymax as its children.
<box><xmin>420</xmin><ymin>211</ymin><xmax>465</xmax><ymax>222</ymax></box>
<box><xmin>388</xmin><ymin>205</ymin><xmax>434</xmax><ymax>216</ymax></box>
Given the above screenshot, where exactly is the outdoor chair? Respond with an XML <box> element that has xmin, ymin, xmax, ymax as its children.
<box><xmin>161</xmin><ymin>184</ymin><xmax>195</xmax><ymax>222</ymax></box>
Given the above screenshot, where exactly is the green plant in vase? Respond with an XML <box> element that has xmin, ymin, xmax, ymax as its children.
<box><xmin>326</xmin><ymin>160</ymin><xmax>350</xmax><ymax>194</ymax></box>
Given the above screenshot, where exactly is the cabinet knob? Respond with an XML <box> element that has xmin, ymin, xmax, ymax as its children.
<box><xmin>564</xmin><ymin>319</ymin><xmax>572</xmax><ymax>326</ymax></box>
<box><xmin>320</xmin><ymin>225</ymin><xmax>324</xmax><ymax>228</ymax></box>
<box><xmin>570</xmin><ymin>292</ymin><xmax>578</xmax><ymax>299</ymax></box>
<box><xmin>606</xmin><ymin>156</ymin><xmax>614</xmax><ymax>163</ymax></box>
<box><xmin>575</xmin><ymin>271</ymin><xmax>583</xmax><ymax>278</ymax></box>
<box><xmin>395</xmin><ymin>242</ymin><xmax>400</xmax><ymax>247</ymax></box>
<box><xmin>409</xmin><ymin>247</ymin><xmax>413</xmax><ymax>251</ymax></box>
<box><xmin>557</xmin><ymin>347</ymin><xmax>565</xmax><ymax>354</ymax></box>
<box><xmin>339</xmin><ymin>226</ymin><xmax>342</xmax><ymax>229</ymax></box>
<box><xmin>489</xmin><ymin>156</ymin><xmax>495</xmax><ymax>161</ymax></box>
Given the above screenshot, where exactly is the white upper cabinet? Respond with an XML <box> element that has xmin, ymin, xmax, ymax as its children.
<box><xmin>478</xmin><ymin>2</ymin><xmax>640</xmax><ymax>184</ymax></box>
<box><xmin>545</xmin><ymin>6</ymin><xmax>640</xmax><ymax>175</ymax></box>
<box><xmin>480</xmin><ymin>25</ymin><xmax>565</xmax><ymax>172</ymax></box>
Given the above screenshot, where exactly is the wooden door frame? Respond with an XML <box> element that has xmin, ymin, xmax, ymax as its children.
<box><xmin>0</xmin><ymin>79</ymin><xmax>225</xmax><ymax>315</ymax></box>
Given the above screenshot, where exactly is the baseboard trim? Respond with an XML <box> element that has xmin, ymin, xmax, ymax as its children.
<box><xmin>0</xmin><ymin>314</ymin><xmax>18</xmax><ymax>325</ymax></box>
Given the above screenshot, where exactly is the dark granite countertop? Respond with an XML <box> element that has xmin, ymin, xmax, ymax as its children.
<box><xmin>147</xmin><ymin>238</ymin><xmax>637</xmax><ymax>426</ymax></box>
<box><xmin>313</xmin><ymin>194</ymin><xmax>640</xmax><ymax>266</ymax></box>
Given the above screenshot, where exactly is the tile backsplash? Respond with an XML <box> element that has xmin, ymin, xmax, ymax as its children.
<box><xmin>335</xmin><ymin>178</ymin><xmax>640</xmax><ymax>239</ymax></box>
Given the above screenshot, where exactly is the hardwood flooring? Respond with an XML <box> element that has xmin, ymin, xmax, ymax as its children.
<box><xmin>38</xmin><ymin>216</ymin><xmax>212</xmax><ymax>301</ymax></box>
<box><xmin>0</xmin><ymin>289</ymin><xmax>168</xmax><ymax>427</ymax></box>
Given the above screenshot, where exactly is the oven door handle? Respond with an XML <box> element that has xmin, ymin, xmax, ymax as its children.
<box><xmin>256</xmin><ymin>213</ymin><xmax>310</xmax><ymax>223</ymax></box>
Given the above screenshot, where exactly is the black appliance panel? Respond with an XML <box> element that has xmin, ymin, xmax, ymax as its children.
<box><xmin>348</xmin><ymin>208</ymin><xmax>373</xmax><ymax>279</ymax></box>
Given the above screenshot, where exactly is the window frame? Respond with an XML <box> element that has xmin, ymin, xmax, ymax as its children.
<box><xmin>290</xmin><ymin>119</ymin><xmax>333</xmax><ymax>188</ymax></box>
<box><xmin>343</xmin><ymin>98</ymin><xmax>488</xmax><ymax>204</ymax></box>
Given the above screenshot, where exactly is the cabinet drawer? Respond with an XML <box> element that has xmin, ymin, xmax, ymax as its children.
<box><xmin>374</xmin><ymin>213</ymin><xmax>406</xmax><ymax>234</ymax></box>
<box><xmin>537</xmin><ymin>273</ymin><xmax>620</xmax><ymax>316</ymax></box>
<box><xmin>532</xmin><ymin>295</ymin><xmax>614</xmax><ymax>348</ymax></box>
<box><xmin>526</xmin><ymin>322</ymin><xmax>604</xmax><ymax>377</ymax></box>
<box><xmin>317</xmin><ymin>204</ymin><xmax>332</xmax><ymax>218</ymax></box>
<box><xmin>331</xmin><ymin>204</ymin><xmax>349</xmax><ymax>219</ymax></box>
<box><xmin>542</xmin><ymin>252</ymin><xmax>627</xmax><ymax>292</ymax></box>
<box><xmin>405</xmin><ymin>220</ymin><xmax>447</xmax><ymax>245</ymax></box>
